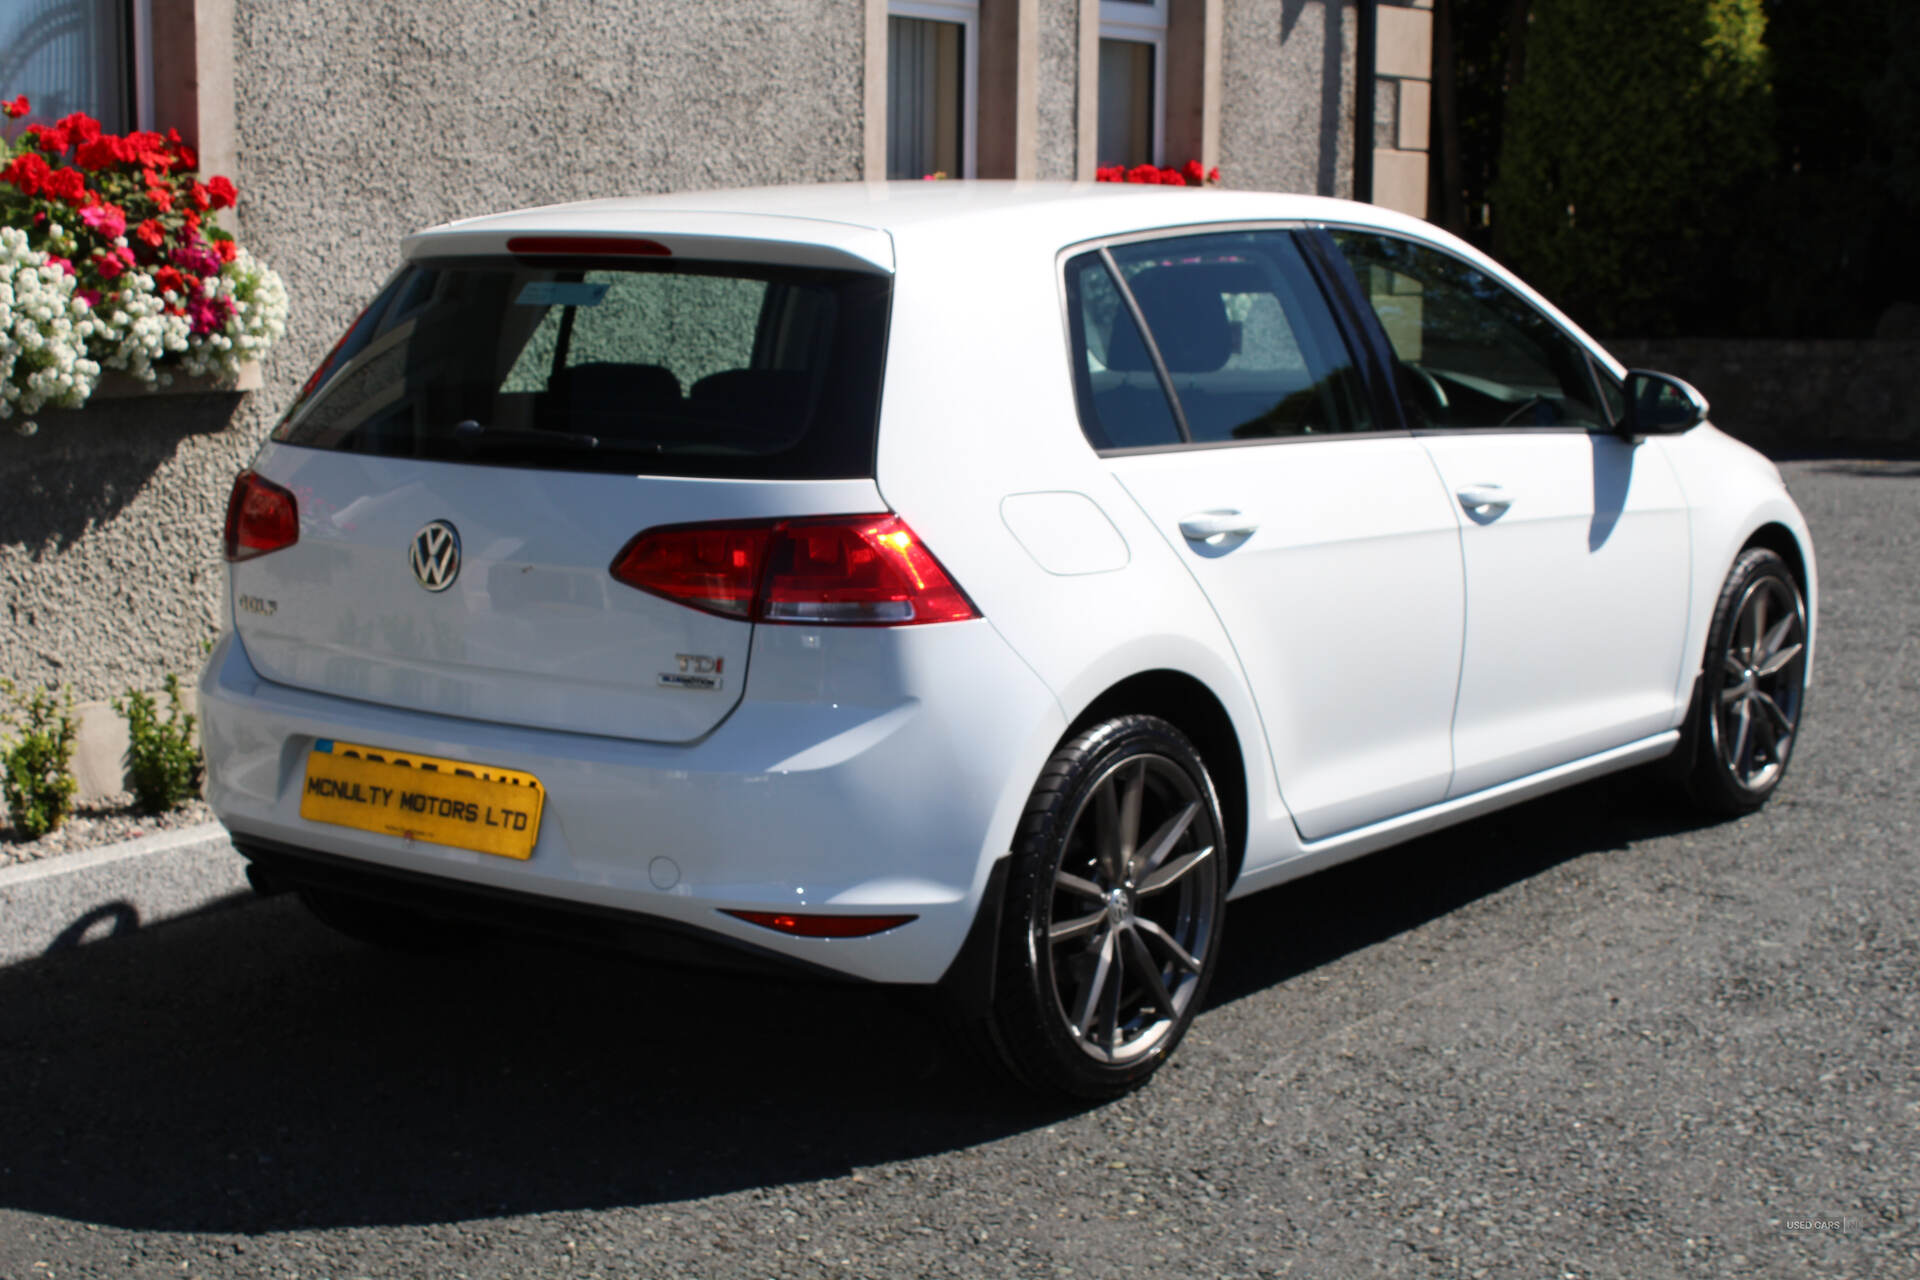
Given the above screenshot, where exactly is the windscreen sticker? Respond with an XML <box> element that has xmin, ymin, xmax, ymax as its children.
<box><xmin>515</xmin><ymin>281</ymin><xmax>610</xmax><ymax>308</ymax></box>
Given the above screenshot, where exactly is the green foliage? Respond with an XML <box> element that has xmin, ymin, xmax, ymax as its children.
<box><xmin>1742</xmin><ymin>0</ymin><xmax>1920</xmax><ymax>336</ymax></box>
<box><xmin>113</xmin><ymin>674</ymin><xmax>202</xmax><ymax>816</ymax></box>
<box><xmin>1492</xmin><ymin>0</ymin><xmax>1774</xmax><ymax>335</ymax></box>
<box><xmin>0</xmin><ymin>679</ymin><xmax>79</xmax><ymax>840</ymax></box>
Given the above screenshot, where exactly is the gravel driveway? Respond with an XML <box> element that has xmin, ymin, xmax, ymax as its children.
<box><xmin>0</xmin><ymin>459</ymin><xmax>1913</xmax><ymax>1279</ymax></box>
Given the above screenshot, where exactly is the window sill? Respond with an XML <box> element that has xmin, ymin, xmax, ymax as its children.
<box><xmin>90</xmin><ymin>362</ymin><xmax>262</xmax><ymax>399</ymax></box>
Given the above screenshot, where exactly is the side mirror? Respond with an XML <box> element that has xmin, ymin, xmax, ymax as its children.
<box><xmin>1623</xmin><ymin>369</ymin><xmax>1708</xmax><ymax>435</ymax></box>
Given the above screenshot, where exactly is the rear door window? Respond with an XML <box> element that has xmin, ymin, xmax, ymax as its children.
<box><xmin>273</xmin><ymin>259</ymin><xmax>891</xmax><ymax>479</ymax></box>
<box><xmin>1065</xmin><ymin>230</ymin><xmax>1374</xmax><ymax>450</ymax></box>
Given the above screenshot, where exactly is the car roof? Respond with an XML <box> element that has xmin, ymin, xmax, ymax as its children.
<box><xmin>404</xmin><ymin>181</ymin><xmax>1441</xmax><ymax>271</ymax></box>
<box><xmin>401</xmin><ymin>182</ymin><xmax>1617</xmax><ymax>374</ymax></box>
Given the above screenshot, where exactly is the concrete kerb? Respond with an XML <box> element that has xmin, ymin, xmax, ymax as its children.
<box><xmin>0</xmin><ymin>823</ymin><xmax>252</xmax><ymax>967</ymax></box>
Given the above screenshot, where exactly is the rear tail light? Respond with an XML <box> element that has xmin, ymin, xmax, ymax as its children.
<box><xmin>224</xmin><ymin>470</ymin><xmax>299</xmax><ymax>562</ymax></box>
<box><xmin>609</xmin><ymin>515</ymin><xmax>978</xmax><ymax>626</ymax></box>
<box><xmin>724</xmin><ymin>910</ymin><xmax>917</xmax><ymax>938</ymax></box>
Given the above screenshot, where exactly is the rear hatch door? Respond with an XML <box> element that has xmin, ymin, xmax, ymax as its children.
<box><xmin>231</xmin><ymin>242</ymin><xmax>891</xmax><ymax>744</ymax></box>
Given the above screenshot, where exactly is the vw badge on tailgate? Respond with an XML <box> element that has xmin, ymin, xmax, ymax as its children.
<box><xmin>410</xmin><ymin>520</ymin><xmax>461</xmax><ymax>592</ymax></box>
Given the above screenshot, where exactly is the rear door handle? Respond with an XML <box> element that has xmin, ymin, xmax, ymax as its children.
<box><xmin>1456</xmin><ymin>484</ymin><xmax>1512</xmax><ymax>517</ymax></box>
<box><xmin>1178</xmin><ymin>510</ymin><xmax>1259</xmax><ymax>545</ymax></box>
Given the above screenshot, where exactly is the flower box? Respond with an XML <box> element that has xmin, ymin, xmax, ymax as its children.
<box><xmin>1</xmin><ymin>93</ymin><xmax>286</xmax><ymax>434</ymax></box>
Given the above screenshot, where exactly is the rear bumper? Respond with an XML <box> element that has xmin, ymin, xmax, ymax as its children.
<box><xmin>200</xmin><ymin>619</ymin><xmax>1066</xmax><ymax>984</ymax></box>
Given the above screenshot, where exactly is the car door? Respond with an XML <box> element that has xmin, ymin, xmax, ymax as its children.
<box><xmin>1323</xmin><ymin>229</ymin><xmax>1692</xmax><ymax>798</ymax></box>
<box><xmin>1066</xmin><ymin>229</ymin><xmax>1467</xmax><ymax>843</ymax></box>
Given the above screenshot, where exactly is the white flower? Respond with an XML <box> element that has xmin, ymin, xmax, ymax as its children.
<box><xmin>0</xmin><ymin>227</ymin><xmax>98</xmax><ymax>417</ymax></box>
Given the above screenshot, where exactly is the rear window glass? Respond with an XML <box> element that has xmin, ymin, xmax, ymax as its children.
<box><xmin>272</xmin><ymin>258</ymin><xmax>891</xmax><ymax>478</ymax></box>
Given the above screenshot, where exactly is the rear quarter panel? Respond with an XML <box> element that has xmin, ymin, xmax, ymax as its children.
<box><xmin>871</xmin><ymin>216</ymin><xmax>1299</xmax><ymax>882</ymax></box>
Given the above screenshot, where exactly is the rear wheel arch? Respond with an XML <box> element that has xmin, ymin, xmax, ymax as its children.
<box><xmin>1064</xmin><ymin>671</ymin><xmax>1249</xmax><ymax>887</ymax></box>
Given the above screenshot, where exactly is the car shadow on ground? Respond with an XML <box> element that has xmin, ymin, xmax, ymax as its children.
<box><xmin>0</xmin><ymin>772</ymin><xmax>1717</xmax><ymax>1234</ymax></box>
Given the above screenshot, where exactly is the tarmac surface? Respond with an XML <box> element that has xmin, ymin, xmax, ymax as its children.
<box><xmin>0</xmin><ymin>459</ymin><xmax>1914</xmax><ymax>1278</ymax></box>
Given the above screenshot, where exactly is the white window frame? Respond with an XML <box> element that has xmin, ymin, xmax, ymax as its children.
<box><xmin>1099</xmin><ymin>0</ymin><xmax>1167</xmax><ymax>167</ymax></box>
<box><xmin>888</xmin><ymin>0</ymin><xmax>979</xmax><ymax>180</ymax></box>
<box><xmin>131</xmin><ymin>0</ymin><xmax>155</xmax><ymax>129</ymax></box>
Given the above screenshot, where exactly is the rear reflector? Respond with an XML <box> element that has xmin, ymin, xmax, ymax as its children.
<box><xmin>223</xmin><ymin>470</ymin><xmax>299</xmax><ymax>562</ymax></box>
<box><xmin>725</xmin><ymin>910</ymin><xmax>917</xmax><ymax>939</ymax></box>
<box><xmin>609</xmin><ymin>515</ymin><xmax>978</xmax><ymax>626</ymax></box>
<box><xmin>506</xmin><ymin>236</ymin><xmax>671</xmax><ymax>257</ymax></box>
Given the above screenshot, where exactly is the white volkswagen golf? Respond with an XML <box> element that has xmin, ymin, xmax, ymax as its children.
<box><xmin>203</xmin><ymin>182</ymin><xmax>1815</xmax><ymax>1097</ymax></box>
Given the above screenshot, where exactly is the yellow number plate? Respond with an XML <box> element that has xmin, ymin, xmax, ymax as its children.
<box><xmin>299</xmin><ymin>739</ymin><xmax>546</xmax><ymax>860</ymax></box>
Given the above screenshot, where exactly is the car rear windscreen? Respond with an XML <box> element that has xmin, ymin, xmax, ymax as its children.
<box><xmin>271</xmin><ymin>257</ymin><xmax>892</xmax><ymax>478</ymax></box>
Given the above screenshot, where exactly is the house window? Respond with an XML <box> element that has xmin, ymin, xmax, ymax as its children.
<box><xmin>888</xmin><ymin>1</ymin><xmax>978</xmax><ymax>180</ymax></box>
<box><xmin>0</xmin><ymin>0</ymin><xmax>147</xmax><ymax>132</ymax></box>
<box><xmin>1098</xmin><ymin>0</ymin><xmax>1166</xmax><ymax>168</ymax></box>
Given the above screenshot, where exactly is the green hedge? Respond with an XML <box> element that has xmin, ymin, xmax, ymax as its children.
<box><xmin>1492</xmin><ymin>0</ymin><xmax>1772</xmax><ymax>336</ymax></box>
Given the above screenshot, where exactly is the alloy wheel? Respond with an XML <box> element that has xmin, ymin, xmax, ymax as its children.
<box><xmin>1710</xmin><ymin>574</ymin><xmax>1806</xmax><ymax>792</ymax></box>
<box><xmin>1043</xmin><ymin>753</ymin><xmax>1219</xmax><ymax>1065</ymax></box>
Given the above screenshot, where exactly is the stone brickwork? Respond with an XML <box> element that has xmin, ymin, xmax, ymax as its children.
<box><xmin>1606</xmin><ymin>339</ymin><xmax>1920</xmax><ymax>457</ymax></box>
<box><xmin>1369</xmin><ymin>0</ymin><xmax>1430</xmax><ymax>217</ymax></box>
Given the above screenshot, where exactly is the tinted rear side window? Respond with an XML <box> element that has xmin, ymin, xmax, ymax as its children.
<box><xmin>1108</xmin><ymin>231</ymin><xmax>1373</xmax><ymax>444</ymax></box>
<box><xmin>1064</xmin><ymin>251</ymin><xmax>1184</xmax><ymax>449</ymax></box>
<box><xmin>272</xmin><ymin>259</ymin><xmax>891</xmax><ymax>479</ymax></box>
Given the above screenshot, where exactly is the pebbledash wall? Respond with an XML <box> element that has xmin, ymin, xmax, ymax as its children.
<box><xmin>4</xmin><ymin>0</ymin><xmax>1387</xmax><ymax>801</ymax></box>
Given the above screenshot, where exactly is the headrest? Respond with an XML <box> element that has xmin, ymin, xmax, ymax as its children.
<box><xmin>1102</xmin><ymin>263</ymin><xmax>1252</xmax><ymax>375</ymax></box>
<box><xmin>690</xmin><ymin>369</ymin><xmax>811</xmax><ymax>409</ymax></box>
<box><xmin>564</xmin><ymin>362</ymin><xmax>682</xmax><ymax>405</ymax></box>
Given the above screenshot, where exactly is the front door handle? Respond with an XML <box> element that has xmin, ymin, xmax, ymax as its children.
<box><xmin>1178</xmin><ymin>510</ymin><xmax>1259</xmax><ymax>545</ymax></box>
<box><xmin>1456</xmin><ymin>484</ymin><xmax>1512</xmax><ymax>518</ymax></box>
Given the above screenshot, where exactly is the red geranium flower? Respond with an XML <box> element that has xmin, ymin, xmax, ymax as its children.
<box><xmin>2</xmin><ymin>94</ymin><xmax>28</xmax><ymax>119</ymax></box>
<box><xmin>1183</xmin><ymin>160</ymin><xmax>1206</xmax><ymax>185</ymax></box>
<box><xmin>166</xmin><ymin>129</ymin><xmax>198</xmax><ymax>172</ymax></box>
<box><xmin>1126</xmin><ymin>164</ymin><xmax>1161</xmax><ymax>185</ymax></box>
<box><xmin>1207</xmin><ymin>166</ymin><xmax>1220</xmax><ymax>183</ymax></box>
<box><xmin>123</xmin><ymin>130</ymin><xmax>172</xmax><ymax>170</ymax></box>
<box><xmin>206</xmin><ymin>175</ymin><xmax>237</xmax><ymax>210</ymax></box>
<box><xmin>31</xmin><ymin>124</ymin><xmax>71</xmax><ymax>155</ymax></box>
<box><xmin>186</xmin><ymin>181</ymin><xmax>211</xmax><ymax>212</ymax></box>
<box><xmin>153</xmin><ymin>266</ymin><xmax>188</xmax><ymax>297</ymax></box>
<box><xmin>134</xmin><ymin>218</ymin><xmax>167</xmax><ymax>248</ymax></box>
<box><xmin>1158</xmin><ymin>167</ymin><xmax>1187</xmax><ymax>186</ymax></box>
<box><xmin>55</xmin><ymin>112</ymin><xmax>102</xmax><ymax>146</ymax></box>
<box><xmin>74</xmin><ymin>136</ymin><xmax>130</xmax><ymax>171</ymax></box>
<box><xmin>44</xmin><ymin>166</ymin><xmax>89</xmax><ymax>206</ymax></box>
<box><xmin>145</xmin><ymin>181</ymin><xmax>175</xmax><ymax>213</ymax></box>
<box><xmin>215</xmin><ymin>239</ymin><xmax>238</xmax><ymax>264</ymax></box>
<box><xmin>1</xmin><ymin>151</ymin><xmax>51</xmax><ymax>196</ymax></box>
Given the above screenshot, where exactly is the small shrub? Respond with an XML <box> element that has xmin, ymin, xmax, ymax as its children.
<box><xmin>1492</xmin><ymin>0</ymin><xmax>1774</xmax><ymax>335</ymax></box>
<box><xmin>0</xmin><ymin>679</ymin><xmax>79</xmax><ymax>839</ymax></box>
<box><xmin>114</xmin><ymin>674</ymin><xmax>202</xmax><ymax>815</ymax></box>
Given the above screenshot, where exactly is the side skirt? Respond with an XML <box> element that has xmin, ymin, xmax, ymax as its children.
<box><xmin>1228</xmin><ymin>731</ymin><xmax>1681</xmax><ymax>900</ymax></box>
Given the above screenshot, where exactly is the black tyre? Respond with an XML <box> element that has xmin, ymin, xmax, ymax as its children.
<box><xmin>987</xmin><ymin>715</ymin><xmax>1228</xmax><ymax>1098</ymax></box>
<box><xmin>298</xmin><ymin>887</ymin><xmax>475</xmax><ymax>955</ymax></box>
<box><xmin>1683</xmin><ymin>547</ymin><xmax>1809</xmax><ymax>816</ymax></box>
